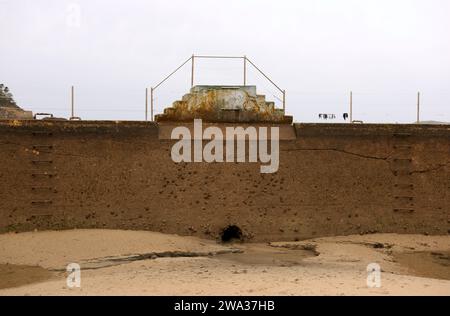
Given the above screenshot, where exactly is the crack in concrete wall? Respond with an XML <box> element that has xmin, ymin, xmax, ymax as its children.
<box><xmin>282</xmin><ymin>147</ymin><xmax>390</xmax><ymax>161</ymax></box>
<box><xmin>410</xmin><ymin>163</ymin><xmax>448</xmax><ymax>175</ymax></box>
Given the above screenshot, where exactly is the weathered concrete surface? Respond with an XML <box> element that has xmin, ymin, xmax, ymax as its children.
<box><xmin>157</xmin><ymin>122</ymin><xmax>297</xmax><ymax>140</ymax></box>
<box><xmin>155</xmin><ymin>86</ymin><xmax>292</xmax><ymax>123</ymax></box>
<box><xmin>0</xmin><ymin>120</ymin><xmax>449</xmax><ymax>242</ymax></box>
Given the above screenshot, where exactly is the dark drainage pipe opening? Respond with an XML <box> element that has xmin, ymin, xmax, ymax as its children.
<box><xmin>220</xmin><ymin>225</ymin><xmax>243</xmax><ymax>242</ymax></box>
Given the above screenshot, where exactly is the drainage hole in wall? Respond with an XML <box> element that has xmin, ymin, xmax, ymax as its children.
<box><xmin>221</xmin><ymin>225</ymin><xmax>243</xmax><ymax>242</ymax></box>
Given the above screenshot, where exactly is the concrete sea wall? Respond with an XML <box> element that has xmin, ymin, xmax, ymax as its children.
<box><xmin>0</xmin><ymin>120</ymin><xmax>449</xmax><ymax>242</ymax></box>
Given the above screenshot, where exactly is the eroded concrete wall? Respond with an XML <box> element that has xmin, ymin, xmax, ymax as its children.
<box><xmin>0</xmin><ymin>120</ymin><xmax>449</xmax><ymax>242</ymax></box>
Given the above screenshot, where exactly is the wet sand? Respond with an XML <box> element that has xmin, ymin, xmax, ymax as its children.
<box><xmin>0</xmin><ymin>264</ymin><xmax>55</xmax><ymax>290</ymax></box>
<box><xmin>0</xmin><ymin>229</ymin><xmax>449</xmax><ymax>296</ymax></box>
<box><xmin>394</xmin><ymin>251</ymin><xmax>450</xmax><ymax>281</ymax></box>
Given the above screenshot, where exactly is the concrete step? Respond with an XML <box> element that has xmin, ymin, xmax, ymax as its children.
<box><xmin>265</xmin><ymin>102</ymin><xmax>275</xmax><ymax>111</ymax></box>
<box><xmin>182</xmin><ymin>94</ymin><xmax>192</xmax><ymax>102</ymax></box>
<box><xmin>256</xmin><ymin>95</ymin><xmax>266</xmax><ymax>103</ymax></box>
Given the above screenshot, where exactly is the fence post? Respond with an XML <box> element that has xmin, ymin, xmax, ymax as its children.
<box><xmin>191</xmin><ymin>54</ymin><xmax>195</xmax><ymax>88</ymax></box>
<box><xmin>350</xmin><ymin>91</ymin><xmax>353</xmax><ymax>123</ymax></box>
<box><xmin>416</xmin><ymin>92</ymin><xmax>420</xmax><ymax>124</ymax></box>
<box><xmin>145</xmin><ymin>88</ymin><xmax>148</xmax><ymax>121</ymax></box>
<box><xmin>71</xmin><ymin>85</ymin><xmax>74</xmax><ymax>119</ymax></box>
<box><xmin>150</xmin><ymin>87</ymin><xmax>154</xmax><ymax>121</ymax></box>
<box><xmin>282</xmin><ymin>90</ymin><xmax>286</xmax><ymax>112</ymax></box>
<box><xmin>243</xmin><ymin>56</ymin><xmax>247</xmax><ymax>86</ymax></box>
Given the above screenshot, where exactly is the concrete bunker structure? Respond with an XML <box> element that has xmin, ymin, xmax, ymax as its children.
<box><xmin>0</xmin><ymin>117</ymin><xmax>449</xmax><ymax>242</ymax></box>
<box><xmin>155</xmin><ymin>85</ymin><xmax>292</xmax><ymax>123</ymax></box>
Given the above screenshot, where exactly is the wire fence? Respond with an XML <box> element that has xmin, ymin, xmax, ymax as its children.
<box><xmin>291</xmin><ymin>91</ymin><xmax>450</xmax><ymax>124</ymax></box>
<box><xmin>4</xmin><ymin>56</ymin><xmax>449</xmax><ymax>123</ymax></box>
<box><xmin>11</xmin><ymin>88</ymin><xmax>450</xmax><ymax>123</ymax></box>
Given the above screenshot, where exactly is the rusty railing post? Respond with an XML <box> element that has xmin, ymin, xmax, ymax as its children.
<box><xmin>191</xmin><ymin>54</ymin><xmax>195</xmax><ymax>88</ymax></box>
<box><xmin>282</xmin><ymin>90</ymin><xmax>286</xmax><ymax>112</ymax></box>
<box><xmin>243</xmin><ymin>56</ymin><xmax>247</xmax><ymax>86</ymax></box>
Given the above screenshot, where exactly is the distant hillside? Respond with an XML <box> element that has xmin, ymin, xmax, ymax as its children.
<box><xmin>0</xmin><ymin>84</ymin><xmax>32</xmax><ymax>119</ymax></box>
<box><xmin>0</xmin><ymin>84</ymin><xmax>19</xmax><ymax>108</ymax></box>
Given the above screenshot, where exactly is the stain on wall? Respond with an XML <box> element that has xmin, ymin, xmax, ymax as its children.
<box><xmin>0</xmin><ymin>120</ymin><xmax>449</xmax><ymax>242</ymax></box>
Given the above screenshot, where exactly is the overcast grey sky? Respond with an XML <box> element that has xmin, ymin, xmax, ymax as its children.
<box><xmin>1</xmin><ymin>0</ymin><xmax>449</xmax><ymax>122</ymax></box>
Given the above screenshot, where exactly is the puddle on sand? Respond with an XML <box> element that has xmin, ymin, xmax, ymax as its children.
<box><xmin>217</xmin><ymin>243</ymin><xmax>317</xmax><ymax>266</ymax></box>
<box><xmin>394</xmin><ymin>251</ymin><xmax>450</xmax><ymax>281</ymax></box>
<box><xmin>0</xmin><ymin>264</ymin><xmax>54</xmax><ymax>290</ymax></box>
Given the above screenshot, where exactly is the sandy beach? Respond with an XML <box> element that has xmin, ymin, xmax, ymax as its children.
<box><xmin>0</xmin><ymin>229</ymin><xmax>448</xmax><ymax>296</ymax></box>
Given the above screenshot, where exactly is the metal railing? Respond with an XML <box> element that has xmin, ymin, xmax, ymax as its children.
<box><xmin>147</xmin><ymin>55</ymin><xmax>286</xmax><ymax>121</ymax></box>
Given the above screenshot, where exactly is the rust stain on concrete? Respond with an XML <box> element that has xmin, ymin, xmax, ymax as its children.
<box><xmin>156</xmin><ymin>86</ymin><xmax>292</xmax><ymax>123</ymax></box>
